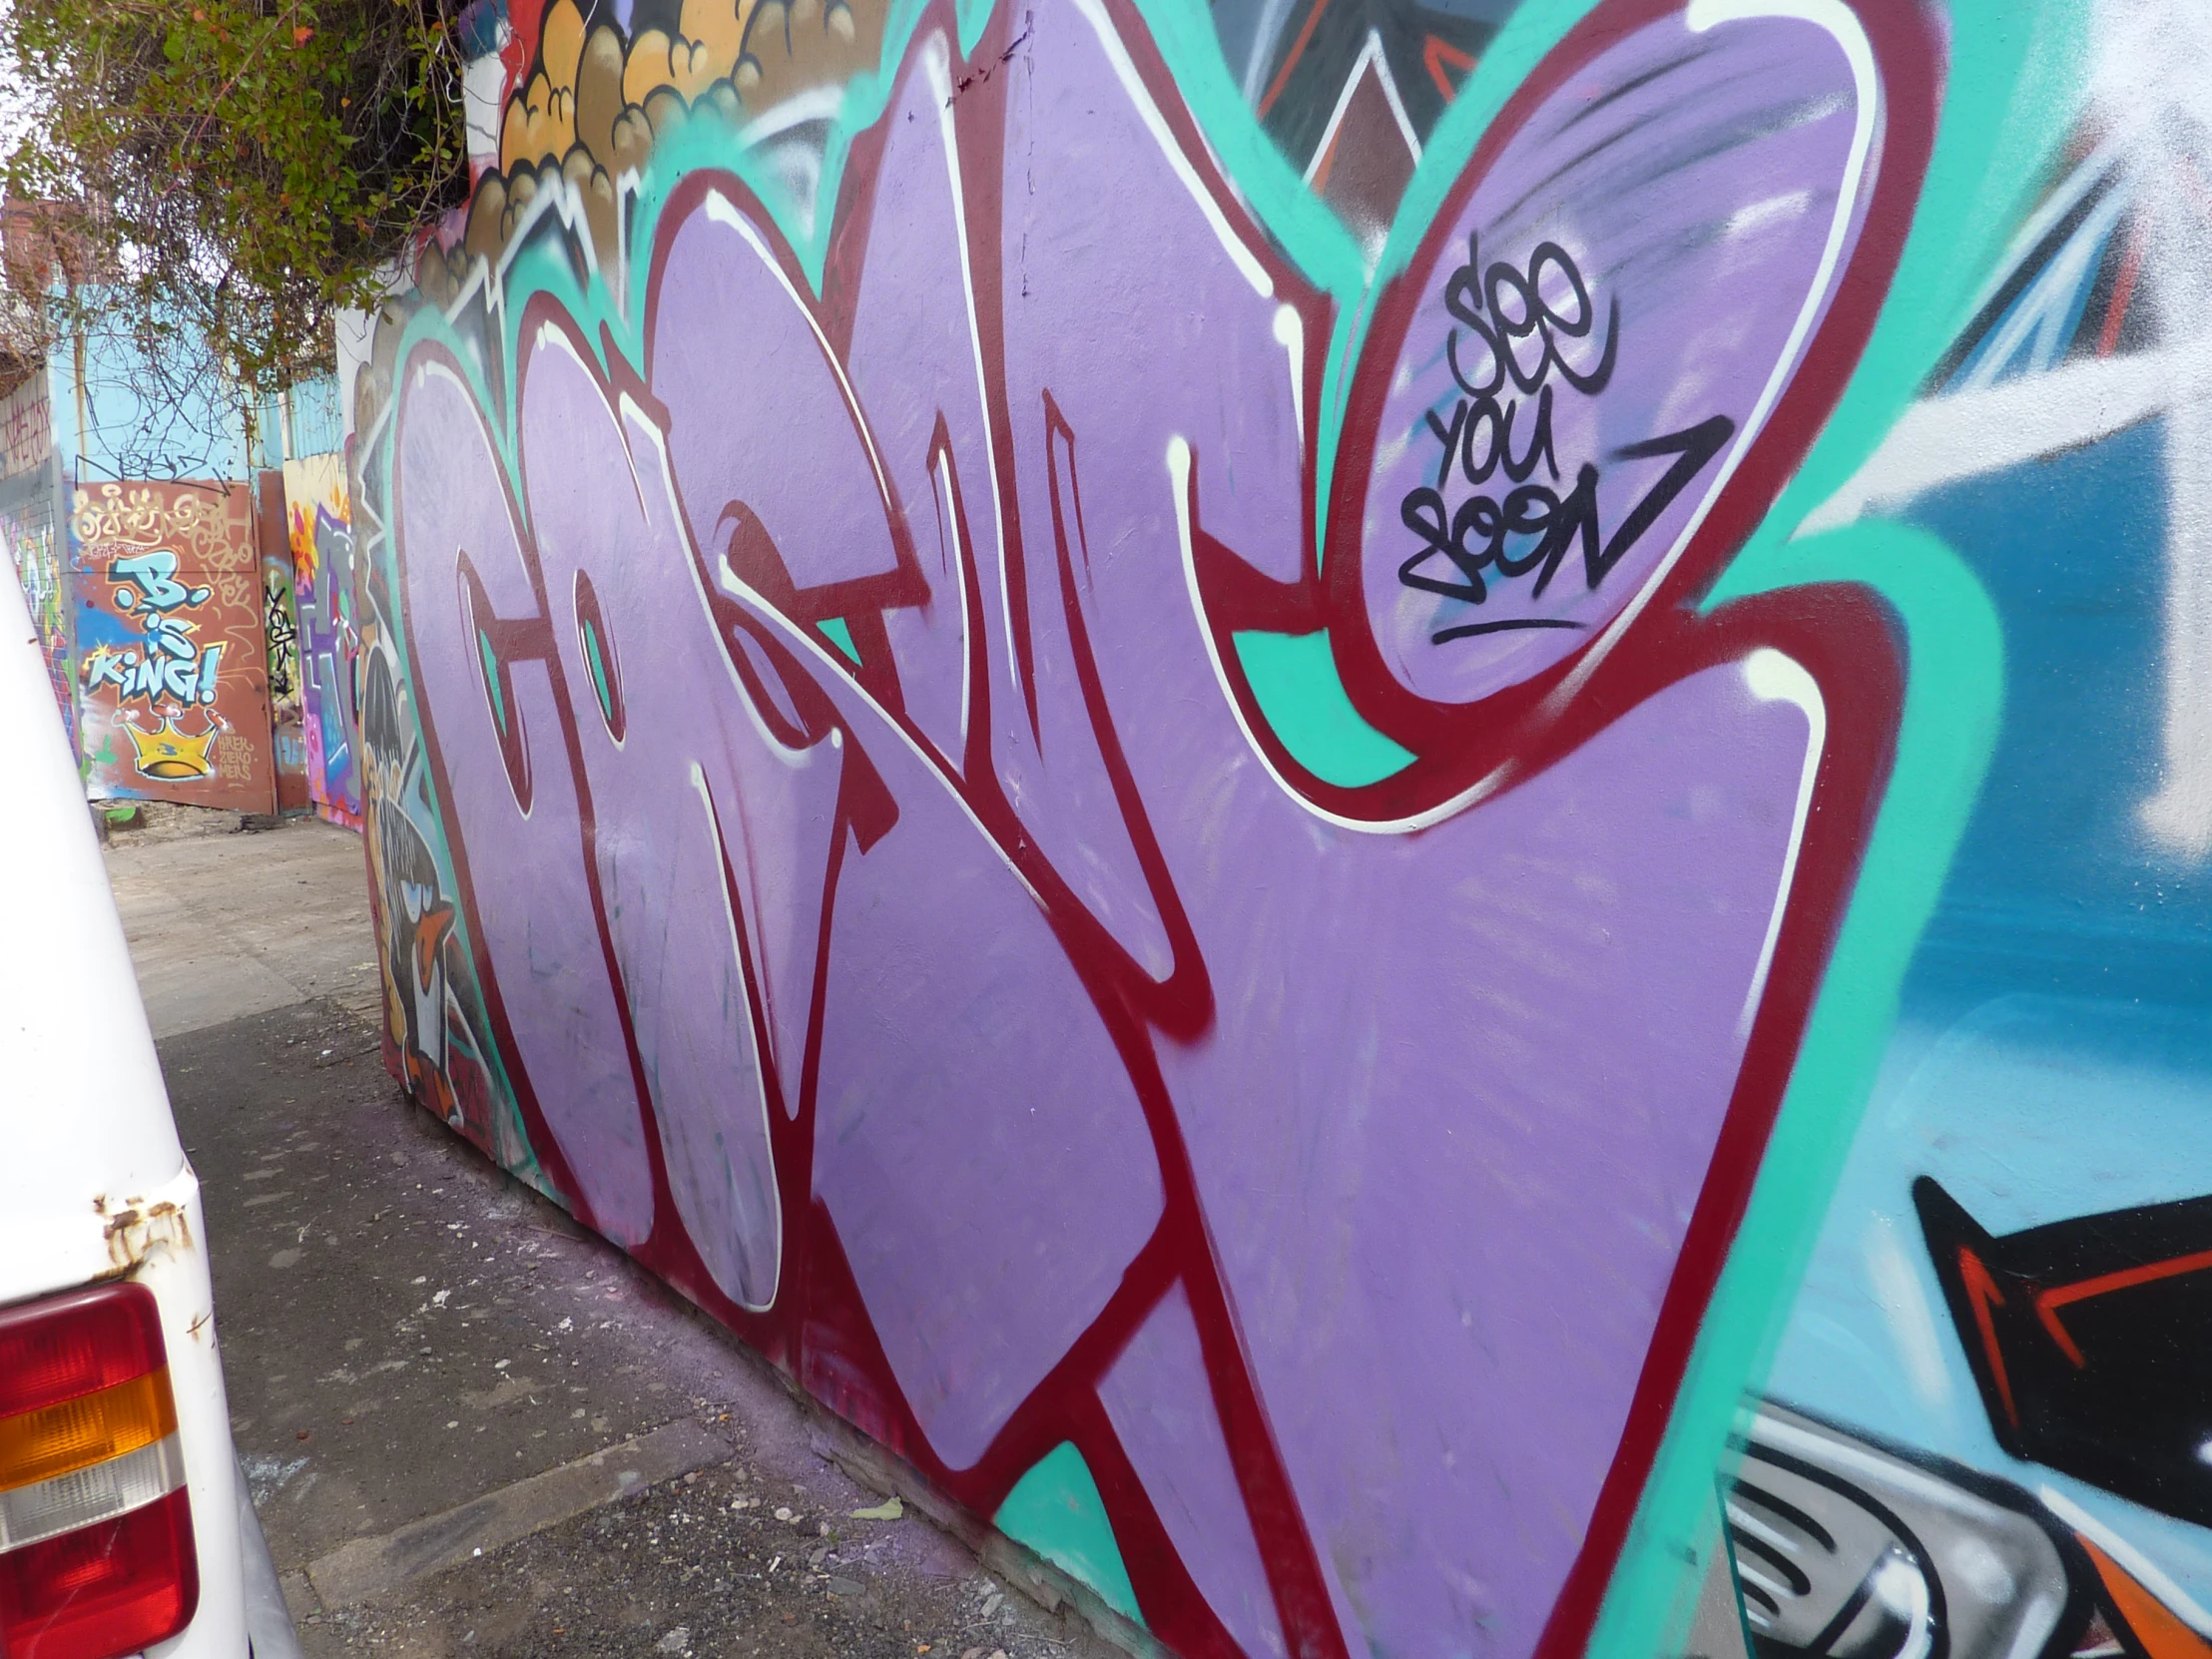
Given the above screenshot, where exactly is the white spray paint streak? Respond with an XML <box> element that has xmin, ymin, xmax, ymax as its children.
<box><xmin>702</xmin><ymin>192</ymin><xmax>897</xmax><ymax>520</ymax></box>
<box><xmin>2098</xmin><ymin>0</ymin><xmax>2212</xmax><ymax>855</ymax></box>
<box><xmin>1170</xmin><ymin>434</ymin><xmax>1511</xmax><ymax>833</ymax></box>
<box><xmin>688</xmin><ymin>761</ymin><xmax>783</xmax><ymax>1312</ymax></box>
<box><xmin>1070</xmin><ymin>0</ymin><xmax>1275</xmax><ymax>299</ymax></box>
<box><xmin>1736</xmin><ymin>649</ymin><xmax>1824</xmax><ymax>1039</ymax></box>
<box><xmin>933</xmin><ymin>445</ymin><xmax>975</xmax><ymax>754</ymax></box>
<box><xmin>1798</xmin><ymin>339</ymin><xmax>2201</xmax><ymax>532</ymax></box>
<box><xmin>922</xmin><ymin>35</ymin><xmax>1020</xmax><ymax>722</ymax></box>
<box><xmin>1863</xmin><ymin>1213</ymin><xmax>1952</xmax><ymax>1409</ymax></box>
<box><xmin>1302</xmin><ymin>31</ymin><xmax>1423</xmax><ymax>188</ymax></box>
<box><xmin>1275</xmin><ymin>304</ymin><xmax>1306</xmax><ymax>456</ymax></box>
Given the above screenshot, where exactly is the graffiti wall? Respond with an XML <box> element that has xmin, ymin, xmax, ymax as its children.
<box><xmin>258</xmin><ymin>469</ymin><xmax>312</xmax><ymax>813</ymax></box>
<box><xmin>0</xmin><ymin>372</ymin><xmax>69</xmax><ymax>738</ymax></box>
<box><xmin>73</xmin><ymin>480</ymin><xmax>276</xmax><ymax>813</ymax></box>
<box><xmin>0</xmin><ymin>370</ymin><xmax>54</xmax><ymax>484</ymax></box>
<box><xmin>283</xmin><ymin>453</ymin><xmax>364</xmax><ymax>828</ymax></box>
<box><xmin>344</xmin><ymin>0</ymin><xmax>2212</xmax><ymax>1651</ymax></box>
<box><xmin>0</xmin><ymin>472</ymin><xmax>66</xmax><ymax>725</ymax></box>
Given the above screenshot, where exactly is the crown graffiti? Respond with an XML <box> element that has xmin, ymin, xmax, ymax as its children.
<box><xmin>121</xmin><ymin>714</ymin><xmax>223</xmax><ymax>781</ymax></box>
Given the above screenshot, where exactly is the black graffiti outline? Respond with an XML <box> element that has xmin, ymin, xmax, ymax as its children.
<box><xmin>1443</xmin><ymin>236</ymin><xmax>1620</xmax><ymax>400</ymax></box>
<box><xmin>1400</xmin><ymin>415</ymin><xmax>1735</xmax><ymax>641</ymax></box>
<box><xmin>1399</xmin><ymin>232</ymin><xmax>1734</xmax><ymax>646</ymax></box>
<box><xmin>266</xmin><ymin>568</ymin><xmax>300</xmax><ymax>703</ymax></box>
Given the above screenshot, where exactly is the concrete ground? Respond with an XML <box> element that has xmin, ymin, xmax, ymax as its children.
<box><xmin>105</xmin><ymin>812</ymin><xmax>1125</xmax><ymax>1659</ymax></box>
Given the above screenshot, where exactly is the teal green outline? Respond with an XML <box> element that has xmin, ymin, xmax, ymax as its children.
<box><xmin>1588</xmin><ymin>0</ymin><xmax>2086</xmax><ymax>1645</ymax></box>
<box><xmin>1233</xmin><ymin>628</ymin><xmax>1413</xmax><ymax>785</ymax></box>
<box><xmin>476</xmin><ymin>629</ymin><xmax>507</xmax><ymax>733</ymax></box>
<box><xmin>993</xmin><ymin>1442</ymin><xmax>1146</xmax><ymax>1625</ymax></box>
<box><xmin>582</xmin><ymin>617</ymin><xmax>615</xmax><ymax>721</ymax></box>
<box><xmin>356</xmin><ymin>0</ymin><xmax>2100</xmax><ymax>1646</ymax></box>
<box><xmin>1592</xmin><ymin>522</ymin><xmax>2005</xmax><ymax>1655</ymax></box>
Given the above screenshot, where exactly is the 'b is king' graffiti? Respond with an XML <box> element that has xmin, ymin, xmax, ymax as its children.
<box><xmin>69</xmin><ymin>479</ymin><xmax>276</xmax><ymax>811</ymax></box>
<box><xmin>79</xmin><ymin>549</ymin><xmax>225</xmax><ymax>708</ymax></box>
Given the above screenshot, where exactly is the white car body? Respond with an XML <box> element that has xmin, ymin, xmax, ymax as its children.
<box><xmin>0</xmin><ymin>553</ymin><xmax>295</xmax><ymax>1656</ymax></box>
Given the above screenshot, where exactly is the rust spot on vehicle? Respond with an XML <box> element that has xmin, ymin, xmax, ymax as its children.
<box><xmin>100</xmin><ymin>1198</ymin><xmax>192</xmax><ymax>1273</ymax></box>
<box><xmin>187</xmin><ymin>1311</ymin><xmax>213</xmax><ymax>1341</ymax></box>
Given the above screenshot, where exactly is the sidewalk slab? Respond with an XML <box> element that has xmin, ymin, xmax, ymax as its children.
<box><xmin>307</xmin><ymin>1420</ymin><xmax>733</xmax><ymax>1608</ymax></box>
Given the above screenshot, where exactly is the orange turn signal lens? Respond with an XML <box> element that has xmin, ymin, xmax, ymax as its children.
<box><xmin>0</xmin><ymin>1372</ymin><xmax>177</xmax><ymax>1496</ymax></box>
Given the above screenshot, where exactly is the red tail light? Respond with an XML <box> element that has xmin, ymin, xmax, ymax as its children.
<box><xmin>0</xmin><ymin>1490</ymin><xmax>197</xmax><ymax>1659</ymax></box>
<box><xmin>0</xmin><ymin>1286</ymin><xmax>197</xmax><ymax>1659</ymax></box>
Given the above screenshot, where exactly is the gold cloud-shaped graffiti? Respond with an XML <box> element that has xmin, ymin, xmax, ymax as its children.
<box><xmin>628</xmin><ymin>0</ymin><xmax>750</xmax><ymax>105</ymax></box>
<box><xmin>439</xmin><ymin>0</ymin><xmax>876</xmax><ymax>286</ymax></box>
<box><xmin>497</xmin><ymin>0</ymin><xmax>586</xmax><ymax>172</ymax></box>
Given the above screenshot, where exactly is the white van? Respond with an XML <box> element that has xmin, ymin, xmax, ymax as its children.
<box><xmin>0</xmin><ymin>556</ymin><xmax>296</xmax><ymax>1656</ymax></box>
